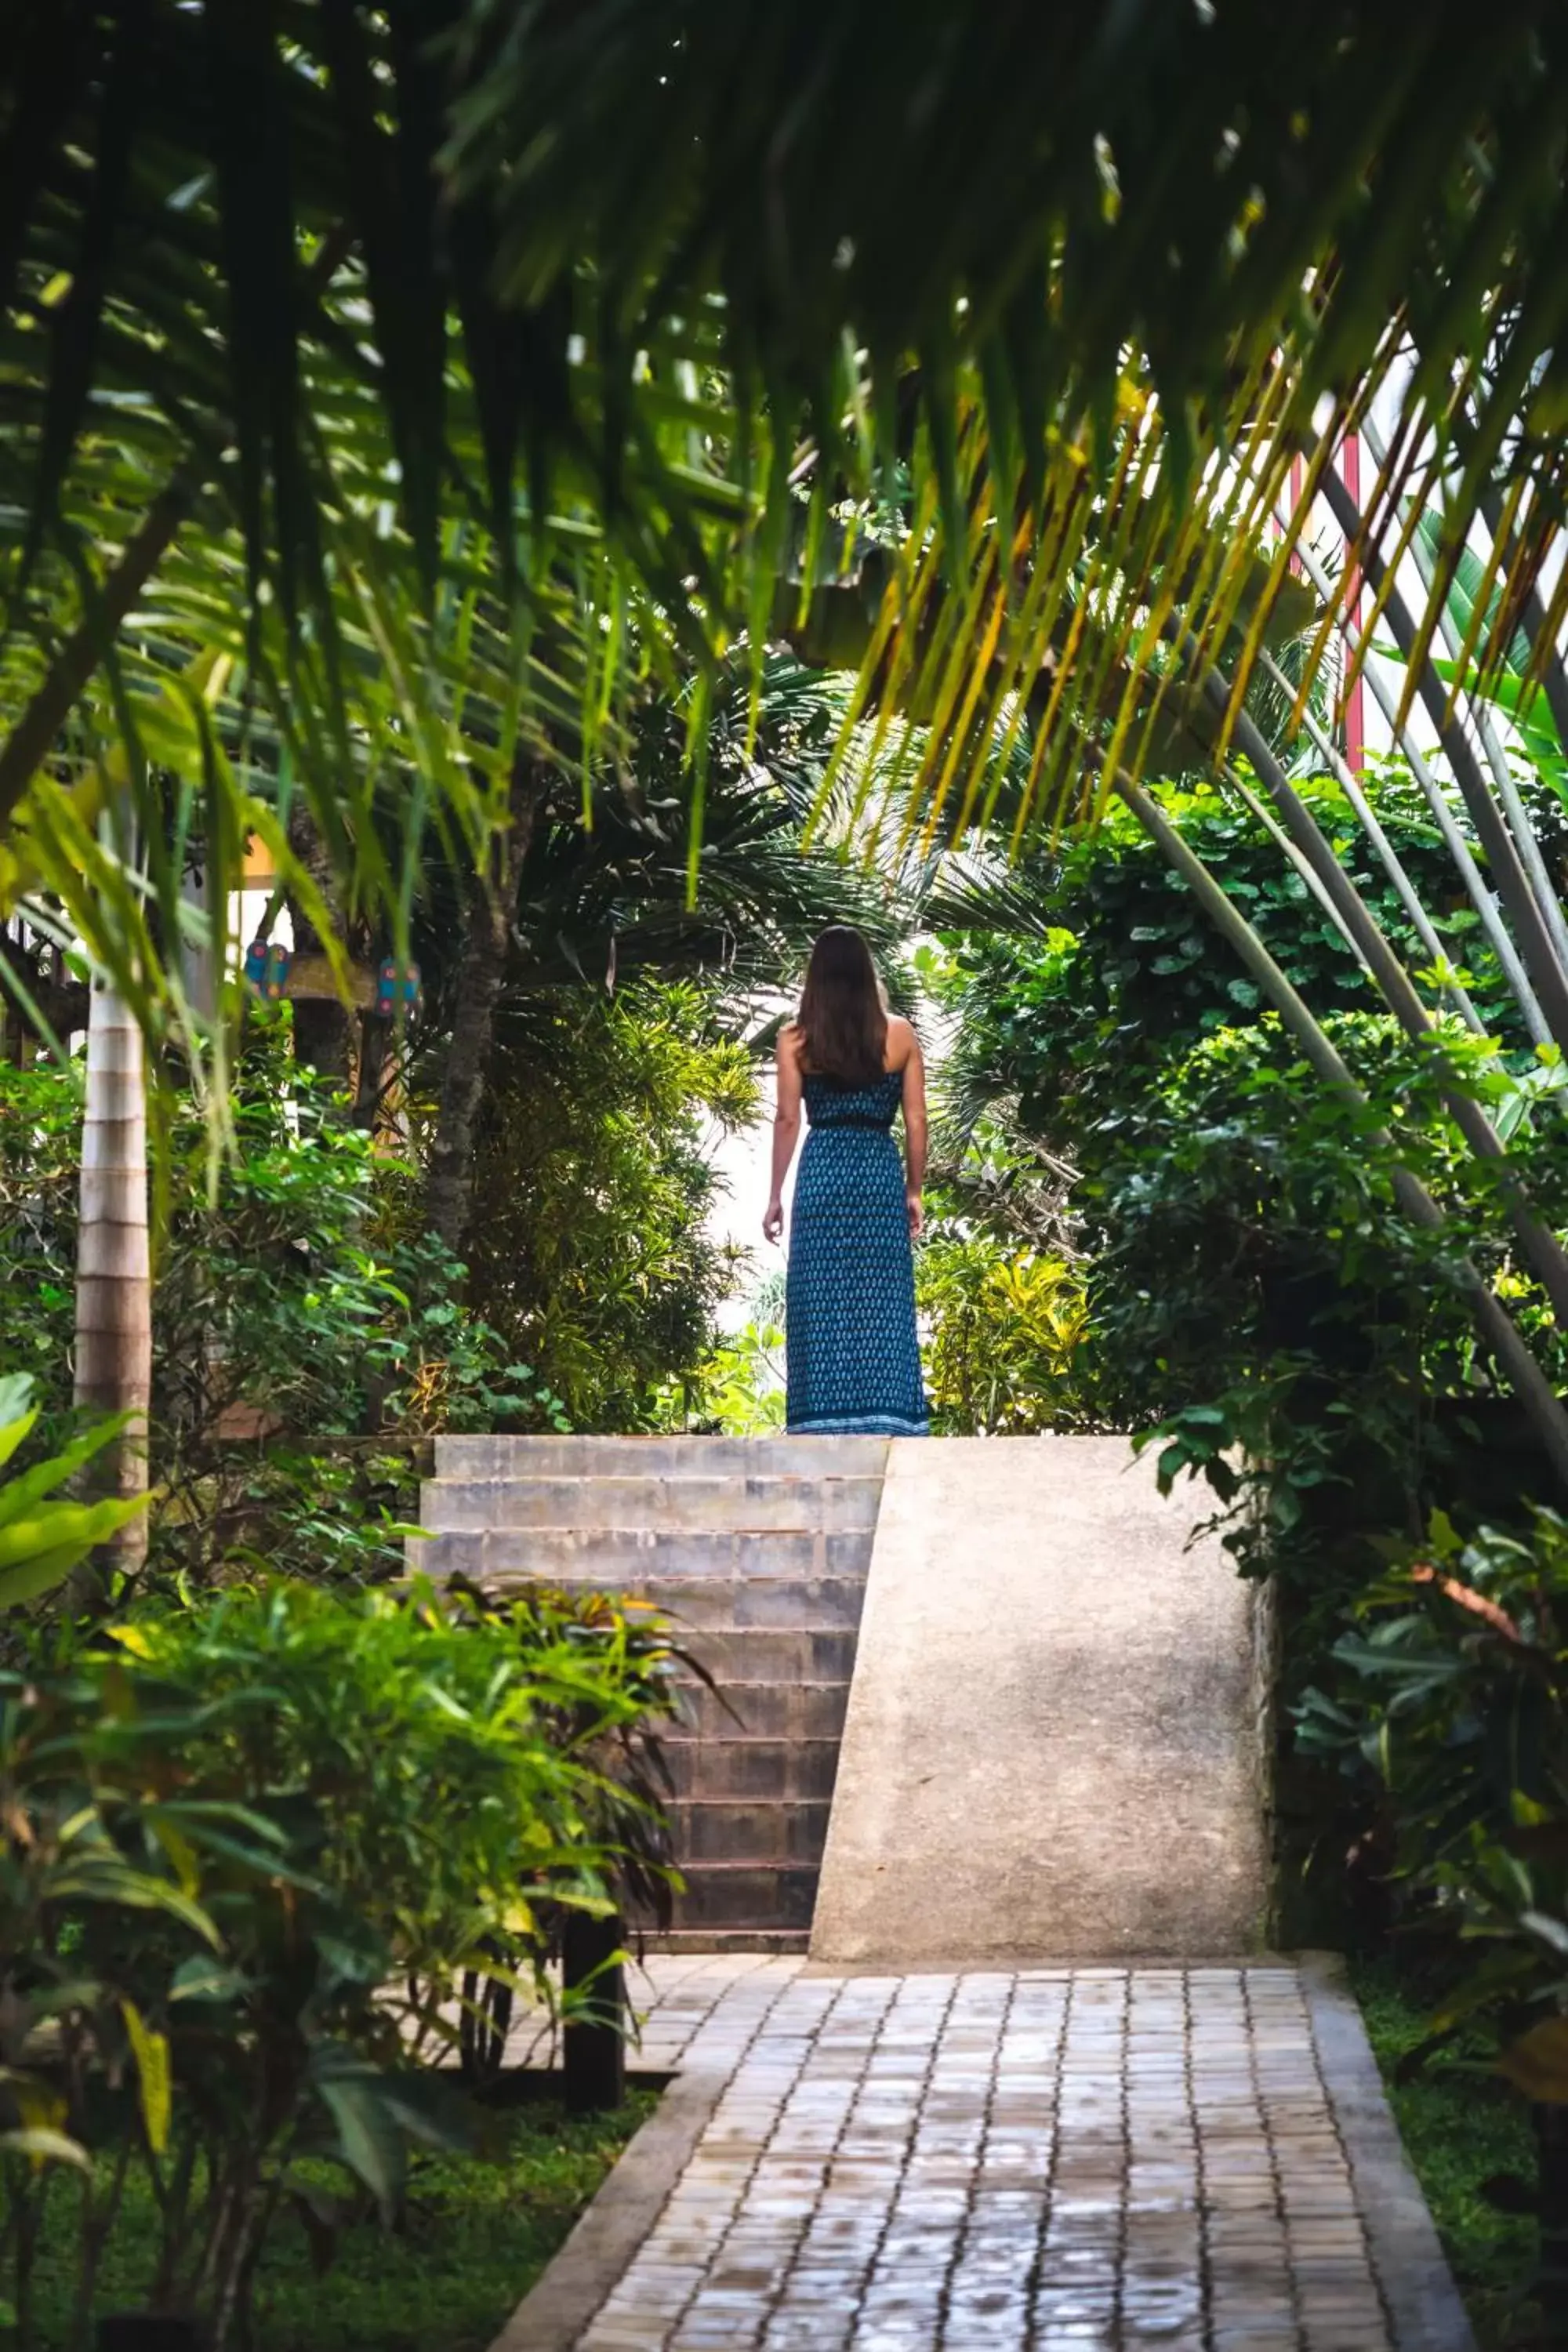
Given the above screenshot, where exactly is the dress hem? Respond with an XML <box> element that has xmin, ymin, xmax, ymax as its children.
<box><xmin>785</xmin><ymin>1413</ymin><xmax>930</xmax><ymax>1437</ymax></box>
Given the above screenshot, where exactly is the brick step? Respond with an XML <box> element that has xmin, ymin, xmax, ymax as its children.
<box><xmin>642</xmin><ymin>1926</ymin><xmax>811</xmax><ymax>1954</ymax></box>
<box><xmin>668</xmin><ymin>1627</ymin><xmax>861</xmax><ymax>1685</ymax></box>
<box><xmin>408</xmin><ymin>1526</ymin><xmax>876</xmax><ymax>1583</ymax></box>
<box><xmin>412</xmin><ymin>1432</ymin><xmax>891</xmax><ymax>1951</ymax></box>
<box><xmin>419</xmin><ymin>1472</ymin><xmax>882</xmax><ymax>1534</ymax></box>
<box><xmin>661</xmin><ymin>1861</ymin><xmax>821</xmax><ymax>1933</ymax></box>
<box><xmin>668</xmin><ymin>1798</ymin><xmax>832</xmax><ymax>1865</ymax></box>
<box><xmin>663</xmin><ymin>1737</ymin><xmax>843</xmax><ymax>1802</ymax></box>
<box><xmin>673</xmin><ymin>1681</ymin><xmax>853</xmax><ymax>1741</ymax></box>
<box><xmin>598</xmin><ymin>1574</ymin><xmax>867</xmax><ymax>1638</ymax></box>
<box><xmin>435</xmin><ymin>1434</ymin><xmax>890</xmax><ymax>1479</ymax></box>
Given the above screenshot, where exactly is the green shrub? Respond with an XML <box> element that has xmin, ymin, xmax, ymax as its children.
<box><xmin>916</xmin><ymin>1231</ymin><xmax>1101</xmax><ymax>1434</ymax></box>
<box><xmin>462</xmin><ymin>981</ymin><xmax>757</xmax><ymax>1430</ymax></box>
<box><xmin>0</xmin><ymin>1033</ymin><xmax>566</xmax><ymax>1595</ymax></box>
<box><xmin>662</xmin><ymin>1316</ymin><xmax>788</xmax><ymax>1436</ymax></box>
<box><xmin>0</xmin><ymin>1578</ymin><xmax>682</xmax><ymax>2347</ymax></box>
<box><xmin>938</xmin><ymin>770</ymin><xmax>1539</xmax><ymax>1160</ymax></box>
<box><xmin>0</xmin><ymin>1061</ymin><xmax>78</xmax><ymax>1427</ymax></box>
<box><xmin>1299</xmin><ymin>1509</ymin><xmax>1568</xmax><ymax>2332</ymax></box>
<box><xmin>0</xmin><ymin>1375</ymin><xmax>148</xmax><ymax>1613</ymax></box>
<box><xmin>1074</xmin><ymin>1009</ymin><xmax>1568</xmax><ymax>1576</ymax></box>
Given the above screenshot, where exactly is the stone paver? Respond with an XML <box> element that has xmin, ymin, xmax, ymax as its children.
<box><xmin>510</xmin><ymin>1954</ymin><xmax>1466</xmax><ymax>2352</ymax></box>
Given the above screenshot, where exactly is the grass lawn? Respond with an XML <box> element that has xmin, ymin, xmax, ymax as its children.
<box><xmin>1351</xmin><ymin>1958</ymin><xmax>1540</xmax><ymax>2349</ymax></box>
<box><xmin>13</xmin><ymin>2088</ymin><xmax>657</xmax><ymax>2352</ymax></box>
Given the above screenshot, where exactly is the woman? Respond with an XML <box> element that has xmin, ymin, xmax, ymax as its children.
<box><xmin>764</xmin><ymin>927</ymin><xmax>929</xmax><ymax>1436</ymax></box>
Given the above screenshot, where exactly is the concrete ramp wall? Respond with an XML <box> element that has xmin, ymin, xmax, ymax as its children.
<box><xmin>810</xmin><ymin>1435</ymin><xmax>1269</xmax><ymax>1965</ymax></box>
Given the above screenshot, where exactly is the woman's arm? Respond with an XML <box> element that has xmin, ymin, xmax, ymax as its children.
<box><xmin>900</xmin><ymin>1025</ymin><xmax>927</xmax><ymax>1237</ymax></box>
<box><xmin>764</xmin><ymin>1026</ymin><xmax>804</xmax><ymax>1243</ymax></box>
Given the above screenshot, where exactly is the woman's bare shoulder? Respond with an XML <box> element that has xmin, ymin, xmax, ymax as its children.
<box><xmin>779</xmin><ymin>1020</ymin><xmax>804</xmax><ymax>1058</ymax></box>
<box><xmin>885</xmin><ymin>1013</ymin><xmax>920</xmax><ymax>1069</ymax></box>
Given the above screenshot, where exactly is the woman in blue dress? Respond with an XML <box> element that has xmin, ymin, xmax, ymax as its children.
<box><xmin>764</xmin><ymin>927</ymin><xmax>929</xmax><ymax>1436</ymax></box>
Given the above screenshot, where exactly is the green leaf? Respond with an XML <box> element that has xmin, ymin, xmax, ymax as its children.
<box><xmin>0</xmin><ymin>1542</ymin><xmax>82</xmax><ymax>1610</ymax></box>
<box><xmin>169</xmin><ymin>1957</ymin><xmax>250</xmax><ymax>2004</ymax></box>
<box><xmin>314</xmin><ymin>2059</ymin><xmax>407</xmax><ymax>2216</ymax></box>
<box><xmin>121</xmin><ymin>1999</ymin><xmax>172</xmax><ymax>2154</ymax></box>
<box><xmin>1155</xmin><ymin>1442</ymin><xmax>1187</xmax><ymax>1490</ymax></box>
<box><xmin>0</xmin><ymin>2127</ymin><xmax>91</xmax><ymax>2172</ymax></box>
<box><xmin>0</xmin><ymin>1379</ymin><xmax>38</xmax><ymax>1467</ymax></box>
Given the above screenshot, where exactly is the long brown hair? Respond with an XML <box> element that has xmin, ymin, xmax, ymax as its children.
<box><xmin>795</xmin><ymin>927</ymin><xmax>887</xmax><ymax>1083</ymax></box>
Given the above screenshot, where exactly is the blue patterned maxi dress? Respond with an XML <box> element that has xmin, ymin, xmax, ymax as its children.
<box><xmin>785</xmin><ymin>1069</ymin><xmax>929</xmax><ymax>1436</ymax></box>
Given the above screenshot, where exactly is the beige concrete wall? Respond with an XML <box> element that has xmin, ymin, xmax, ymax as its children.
<box><xmin>811</xmin><ymin>1436</ymin><xmax>1269</xmax><ymax>1965</ymax></box>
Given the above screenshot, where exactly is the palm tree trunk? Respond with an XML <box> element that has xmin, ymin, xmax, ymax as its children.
<box><xmin>72</xmin><ymin>977</ymin><xmax>151</xmax><ymax>1584</ymax></box>
<box><xmin>425</xmin><ymin>755</ymin><xmax>551</xmax><ymax>1259</ymax></box>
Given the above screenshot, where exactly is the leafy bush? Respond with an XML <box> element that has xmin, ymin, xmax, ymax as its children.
<box><xmin>0</xmin><ymin>1062</ymin><xmax>78</xmax><ymax>1426</ymax></box>
<box><xmin>928</xmin><ymin>771</ymin><xmax>1568</xmax><ymax>1526</ymax></box>
<box><xmin>916</xmin><ymin>1231</ymin><xmax>1101</xmax><ymax>1434</ymax></box>
<box><xmin>0</xmin><ymin>1374</ymin><xmax>147</xmax><ymax>1613</ymax></box>
<box><xmin>1086</xmin><ymin>1011</ymin><xmax>1568</xmax><ymax>1580</ymax></box>
<box><xmin>1299</xmin><ymin>1510</ymin><xmax>1568</xmax><ymax>2331</ymax></box>
<box><xmin>663</xmin><ymin>1315</ymin><xmax>788</xmax><ymax>1435</ymax></box>
<box><xmin>150</xmin><ymin>1043</ymin><xmax>565</xmax><ymax>1590</ymax></box>
<box><xmin>0</xmin><ymin>1033</ymin><xmax>565</xmax><ymax>1595</ymax></box>
<box><xmin>0</xmin><ymin>1577</ymin><xmax>683</xmax><ymax>2347</ymax></box>
<box><xmin>462</xmin><ymin>980</ymin><xmax>757</xmax><ymax>1430</ymax></box>
<box><xmin>938</xmin><ymin>770</ymin><xmax>1537</xmax><ymax>1163</ymax></box>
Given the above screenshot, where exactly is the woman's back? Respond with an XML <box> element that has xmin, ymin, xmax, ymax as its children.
<box><xmin>800</xmin><ymin>1066</ymin><xmax>905</xmax><ymax>1130</ymax></box>
<box><xmin>772</xmin><ymin>990</ymin><xmax>927</xmax><ymax>1436</ymax></box>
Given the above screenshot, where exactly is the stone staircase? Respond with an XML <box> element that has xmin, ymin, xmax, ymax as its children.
<box><xmin>410</xmin><ymin>1435</ymin><xmax>890</xmax><ymax>1947</ymax></box>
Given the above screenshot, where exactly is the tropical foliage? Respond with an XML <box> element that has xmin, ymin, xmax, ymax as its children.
<box><xmin>0</xmin><ymin>1575</ymin><xmax>683</xmax><ymax>2349</ymax></box>
<box><xmin>11</xmin><ymin>2</ymin><xmax>1567</xmax><ymax>842</ymax></box>
<box><xmin>461</xmin><ymin>981</ymin><xmax>757</xmax><ymax>1431</ymax></box>
<box><xmin>6</xmin><ymin>1</ymin><xmax>1568</xmax><ymax>1501</ymax></box>
<box><xmin>9</xmin><ymin>6</ymin><xmax>1568</xmax><ymax>2334</ymax></box>
<box><xmin>1299</xmin><ymin>1509</ymin><xmax>1568</xmax><ymax>2331</ymax></box>
<box><xmin>0</xmin><ymin>1374</ymin><xmax>147</xmax><ymax>1614</ymax></box>
<box><xmin>664</xmin><ymin>1271</ymin><xmax>789</xmax><ymax>1436</ymax></box>
<box><xmin>916</xmin><ymin>1235</ymin><xmax>1098</xmax><ymax>1437</ymax></box>
<box><xmin>0</xmin><ymin>1038</ymin><xmax>559</xmax><ymax>1592</ymax></box>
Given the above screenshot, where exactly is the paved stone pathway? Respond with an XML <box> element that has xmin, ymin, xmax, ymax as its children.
<box><xmin>511</xmin><ymin>1954</ymin><xmax>1470</xmax><ymax>2352</ymax></box>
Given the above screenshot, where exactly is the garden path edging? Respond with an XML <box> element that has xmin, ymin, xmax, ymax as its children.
<box><xmin>485</xmin><ymin>2064</ymin><xmax>733</xmax><ymax>2352</ymax></box>
<box><xmin>1300</xmin><ymin>1950</ymin><xmax>1479</xmax><ymax>2352</ymax></box>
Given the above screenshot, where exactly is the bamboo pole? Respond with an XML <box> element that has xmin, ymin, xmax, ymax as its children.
<box><xmin>1254</xmin><ymin>647</ymin><xmax>1487</xmax><ymax>1036</ymax></box>
<box><xmin>1286</xmin><ymin>514</ymin><xmax>1552</xmax><ymax>1046</ymax></box>
<box><xmin>1322</xmin><ymin>467</ymin><xmax>1568</xmax><ymax>1058</ymax></box>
